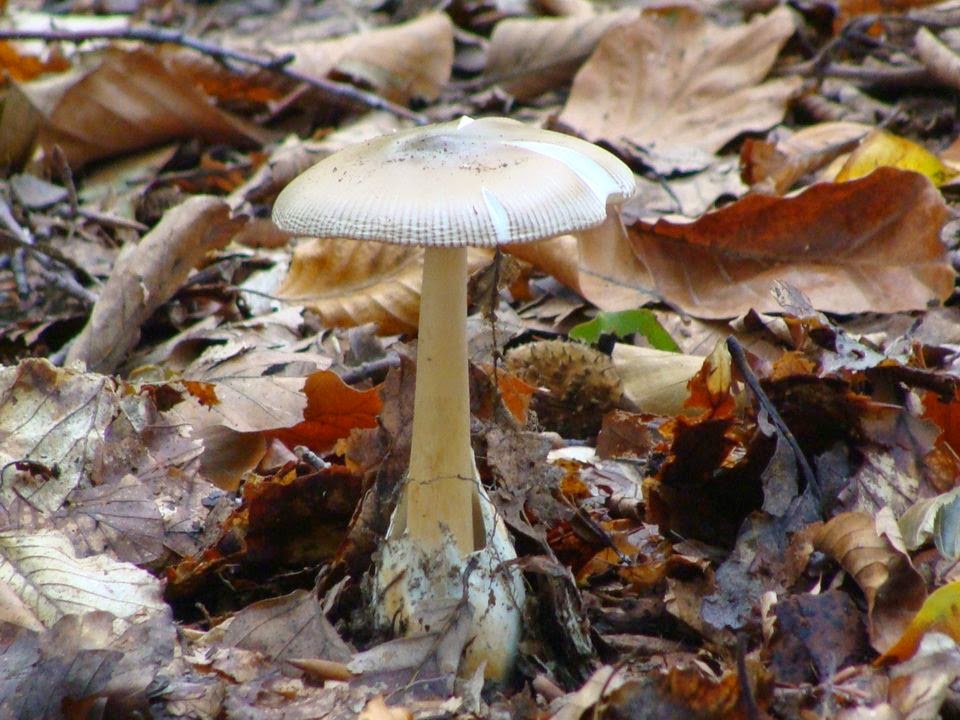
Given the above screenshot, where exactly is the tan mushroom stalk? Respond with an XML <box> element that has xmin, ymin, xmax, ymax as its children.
<box><xmin>272</xmin><ymin>116</ymin><xmax>636</xmax><ymax>681</ymax></box>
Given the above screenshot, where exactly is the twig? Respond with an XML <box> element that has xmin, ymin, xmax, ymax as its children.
<box><xmin>725</xmin><ymin>336</ymin><xmax>821</xmax><ymax>506</ymax></box>
<box><xmin>0</xmin><ymin>197</ymin><xmax>33</xmax><ymax>298</ymax></box>
<box><xmin>736</xmin><ymin>634</ymin><xmax>761</xmax><ymax>720</ymax></box>
<box><xmin>51</xmin><ymin>146</ymin><xmax>79</xmax><ymax>217</ymax></box>
<box><xmin>339</xmin><ymin>354</ymin><xmax>401</xmax><ymax>385</ymax></box>
<box><xmin>0</xmin><ymin>26</ymin><xmax>428</xmax><ymax>125</ymax></box>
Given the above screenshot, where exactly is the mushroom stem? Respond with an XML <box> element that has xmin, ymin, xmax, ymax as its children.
<box><xmin>404</xmin><ymin>245</ymin><xmax>478</xmax><ymax>558</ymax></box>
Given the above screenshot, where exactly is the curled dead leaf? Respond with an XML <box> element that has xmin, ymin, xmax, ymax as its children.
<box><xmin>66</xmin><ymin>196</ymin><xmax>245</xmax><ymax>373</ymax></box>
<box><xmin>815</xmin><ymin>511</ymin><xmax>927</xmax><ymax>652</ymax></box>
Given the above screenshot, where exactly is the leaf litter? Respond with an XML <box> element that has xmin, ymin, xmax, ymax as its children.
<box><xmin>2</xmin><ymin>0</ymin><xmax>960</xmax><ymax>717</ymax></box>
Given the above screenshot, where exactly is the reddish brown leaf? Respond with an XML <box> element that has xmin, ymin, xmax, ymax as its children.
<box><xmin>585</xmin><ymin>168</ymin><xmax>952</xmax><ymax>318</ymax></box>
<box><xmin>266</xmin><ymin>370</ymin><xmax>382</xmax><ymax>453</ymax></box>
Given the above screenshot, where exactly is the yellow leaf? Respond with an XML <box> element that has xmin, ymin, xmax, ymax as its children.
<box><xmin>877</xmin><ymin>580</ymin><xmax>960</xmax><ymax>664</ymax></box>
<box><xmin>835</xmin><ymin>129</ymin><xmax>958</xmax><ymax>186</ymax></box>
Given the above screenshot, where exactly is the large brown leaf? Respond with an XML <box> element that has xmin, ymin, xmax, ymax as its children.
<box><xmin>483</xmin><ymin>10</ymin><xmax>637</xmax><ymax>101</ymax></box>
<box><xmin>1</xmin><ymin>47</ymin><xmax>267</xmax><ymax>170</ymax></box>
<box><xmin>558</xmin><ymin>7</ymin><xmax>801</xmax><ymax>170</ymax></box>
<box><xmin>277</xmin><ymin>237</ymin><xmax>490</xmax><ymax>334</ymax></box>
<box><xmin>253</xmin><ymin>12</ymin><xmax>454</xmax><ymax>104</ymax></box>
<box><xmin>577</xmin><ymin>168</ymin><xmax>953</xmax><ymax>318</ymax></box>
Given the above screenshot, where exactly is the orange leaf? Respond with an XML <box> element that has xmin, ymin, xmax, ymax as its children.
<box><xmin>877</xmin><ymin>580</ymin><xmax>960</xmax><ymax>664</ymax></box>
<box><xmin>266</xmin><ymin>370</ymin><xmax>381</xmax><ymax>453</ymax></box>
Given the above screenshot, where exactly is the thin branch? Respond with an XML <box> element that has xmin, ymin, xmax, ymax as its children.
<box><xmin>0</xmin><ymin>26</ymin><xmax>428</xmax><ymax>125</ymax></box>
<box><xmin>0</xmin><ymin>197</ymin><xmax>33</xmax><ymax>298</ymax></box>
<box><xmin>726</xmin><ymin>336</ymin><xmax>821</xmax><ymax>506</ymax></box>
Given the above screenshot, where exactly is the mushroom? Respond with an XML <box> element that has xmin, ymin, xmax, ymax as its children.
<box><xmin>272</xmin><ymin>116</ymin><xmax>636</xmax><ymax>680</ymax></box>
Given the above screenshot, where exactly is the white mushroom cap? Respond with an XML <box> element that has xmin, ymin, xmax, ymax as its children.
<box><xmin>272</xmin><ymin>116</ymin><xmax>636</xmax><ymax>247</ymax></box>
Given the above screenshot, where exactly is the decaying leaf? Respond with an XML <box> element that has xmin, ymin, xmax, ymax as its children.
<box><xmin>222</xmin><ymin>589</ymin><xmax>352</xmax><ymax>663</ymax></box>
<box><xmin>580</xmin><ymin>168</ymin><xmax>952</xmax><ymax>318</ymax></box>
<box><xmin>834</xmin><ymin>129</ymin><xmax>958</xmax><ymax>186</ymax></box>
<box><xmin>483</xmin><ymin>10</ymin><xmax>636</xmax><ymax>100</ymax></box>
<box><xmin>253</xmin><ymin>12</ymin><xmax>454</xmax><ymax>104</ymax></box>
<box><xmin>1</xmin><ymin>47</ymin><xmax>267</xmax><ymax>170</ymax></box>
<box><xmin>66</xmin><ymin>196</ymin><xmax>245</xmax><ymax>373</ymax></box>
<box><xmin>0</xmin><ymin>529</ymin><xmax>167</xmax><ymax>630</ymax></box>
<box><xmin>0</xmin><ymin>610</ymin><xmax>175</xmax><ymax>719</ymax></box>
<box><xmin>815</xmin><ymin>512</ymin><xmax>927</xmax><ymax>652</ymax></box>
<box><xmin>559</xmin><ymin>6</ymin><xmax>801</xmax><ymax>170</ymax></box>
<box><xmin>878</xmin><ymin>580</ymin><xmax>960</xmax><ymax>663</ymax></box>
<box><xmin>277</xmin><ymin>237</ymin><xmax>490</xmax><ymax>334</ymax></box>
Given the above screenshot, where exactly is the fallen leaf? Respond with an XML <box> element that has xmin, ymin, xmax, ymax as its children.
<box><xmin>770</xmin><ymin>590</ymin><xmax>870</xmax><ymax>683</ymax></box>
<box><xmin>0</xmin><ymin>611</ymin><xmax>175</xmax><ymax>719</ymax></box>
<box><xmin>483</xmin><ymin>10</ymin><xmax>637</xmax><ymax>100</ymax></box>
<box><xmin>277</xmin><ymin>237</ymin><xmax>490</xmax><ymax>334</ymax></box>
<box><xmin>611</xmin><ymin>345</ymin><xmax>706</xmax><ymax>416</ymax></box>
<box><xmin>255</xmin><ymin>12</ymin><xmax>454</xmax><ymax>104</ymax></box>
<box><xmin>877</xmin><ymin>580</ymin><xmax>960</xmax><ymax>663</ymax></box>
<box><xmin>741</xmin><ymin>121</ymin><xmax>870</xmax><ymax>194</ymax></box>
<box><xmin>66</xmin><ymin>196</ymin><xmax>245</xmax><ymax>373</ymax></box>
<box><xmin>266</xmin><ymin>369</ymin><xmax>382</xmax><ymax>453</ymax></box>
<box><xmin>223</xmin><ymin>589</ymin><xmax>352</xmax><ymax>663</ymax></box>
<box><xmin>559</xmin><ymin>7</ymin><xmax>801</xmax><ymax>168</ymax></box>
<box><xmin>582</xmin><ymin>168</ymin><xmax>952</xmax><ymax>318</ymax></box>
<box><xmin>2</xmin><ymin>47</ymin><xmax>266</xmax><ymax>171</ymax></box>
<box><xmin>834</xmin><ymin>129</ymin><xmax>958</xmax><ymax>186</ymax></box>
<box><xmin>0</xmin><ymin>529</ymin><xmax>167</xmax><ymax>630</ymax></box>
<box><xmin>815</xmin><ymin>512</ymin><xmax>927</xmax><ymax>652</ymax></box>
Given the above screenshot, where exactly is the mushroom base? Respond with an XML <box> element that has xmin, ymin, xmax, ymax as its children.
<box><xmin>374</xmin><ymin>481</ymin><xmax>525</xmax><ymax>681</ymax></box>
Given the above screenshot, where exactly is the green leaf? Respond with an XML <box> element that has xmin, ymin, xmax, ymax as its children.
<box><xmin>569</xmin><ymin>310</ymin><xmax>681</xmax><ymax>352</ymax></box>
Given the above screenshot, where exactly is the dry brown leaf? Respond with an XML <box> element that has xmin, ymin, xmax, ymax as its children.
<box><xmin>222</xmin><ymin>589</ymin><xmax>352</xmax><ymax>663</ymax></box>
<box><xmin>612</xmin><ymin>345</ymin><xmax>706</xmax><ymax>416</ymax></box>
<box><xmin>277</xmin><ymin>237</ymin><xmax>491</xmax><ymax>334</ymax></box>
<box><xmin>578</xmin><ymin>168</ymin><xmax>952</xmax><ymax>318</ymax></box>
<box><xmin>483</xmin><ymin>10</ymin><xmax>637</xmax><ymax>101</ymax></box>
<box><xmin>0</xmin><ymin>611</ymin><xmax>175</xmax><ymax>718</ymax></box>
<box><xmin>741</xmin><ymin>121</ymin><xmax>871</xmax><ymax>194</ymax></box>
<box><xmin>504</xmin><ymin>235</ymin><xmax>582</xmax><ymax>294</ymax></box>
<box><xmin>0</xmin><ymin>529</ymin><xmax>167</xmax><ymax>630</ymax></box>
<box><xmin>66</xmin><ymin>196</ymin><xmax>245</xmax><ymax>373</ymax></box>
<box><xmin>359</xmin><ymin>696</ymin><xmax>413</xmax><ymax>720</ymax></box>
<box><xmin>257</xmin><ymin>13</ymin><xmax>453</xmax><ymax>104</ymax></box>
<box><xmin>558</xmin><ymin>7</ymin><xmax>801</xmax><ymax>169</ymax></box>
<box><xmin>2</xmin><ymin>47</ymin><xmax>267</xmax><ymax>171</ymax></box>
<box><xmin>815</xmin><ymin>512</ymin><xmax>927</xmax><ymax>652</ymax></box>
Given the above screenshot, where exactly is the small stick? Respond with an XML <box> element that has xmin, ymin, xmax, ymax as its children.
<box><xmin>725</xmin><ymin>336</ymin><xmax>821</xmax><ymax>506</ymax></box>
<box><xmin>0</xmin><ymin>26</ymin><xmax>428</xmax><ymax>125</ymax></box>
<box><xmin>0</xmin><ymin>197</ymin><xmax>33</xmax><ymax>298</ymax></box>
